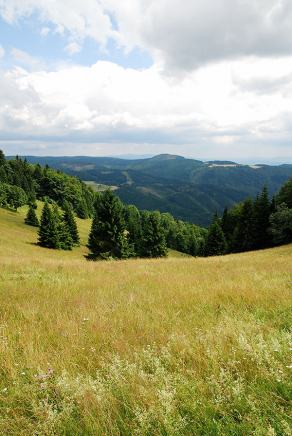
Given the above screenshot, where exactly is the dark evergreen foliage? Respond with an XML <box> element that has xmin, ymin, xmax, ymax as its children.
<box><xmin>38</xmin><ymin>202</ymin><xmax>59</xmax><ymax>249</ymax></box>
<box><xmin>277</xmin><ymin>178</ymin><xmax>292</xmax><ymax>208</ymax></box>
<box><xmin>138</xmin><ymin>211</ymin><xmax>167</xmax><ymax>258</ymax></box>
<box><xmin>25</xmin><ymin>204</ymin><xmax>39</xmax><ymax>227</ymax></box>
<box><xmin>253</xmin><ymin>186</ymin><xmax>271</xmax><ymax>249</ymax></box>
<box><xmin>38</xmin><ymin>202</ymin><xmax>73</xmax><ymax>250</ymax></box>
<box><xmin>204</xmin><ymin>219</ymin><xmax>227</xmax><ymax>256</ymax></box>
<box><xmin>269</xmin><ymin>204</ymin><xmax>292</xmax><ymax>245</ymax></box>
<box><xmin>0</xmin><ymin>149</ymin><xmax>96</xmax><ymax>218</ymax></box>
<box><xmin>2</xmin><ymin>149</ymin><xmax>292</xmax><ymax>259</ymax></box>
<box><xmin>63</xmin><ymin>202</ymin><xmax>80</xmax><ymax>246</ymax></box>
<box><xmin>231</xmin><ymin>199</ymin><xmax>255</xmax><ymax>252</ymax></box>
<box><xmin>88</xmin><ymin>190</ymin><xmax>130</xmax><ymax>259</ymax></box>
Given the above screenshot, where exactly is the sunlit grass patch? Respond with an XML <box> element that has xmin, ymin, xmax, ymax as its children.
<box><xmin>0</xmin><ymin>206</ymin><xmax>291</xmax><ymax>435</ymax></box>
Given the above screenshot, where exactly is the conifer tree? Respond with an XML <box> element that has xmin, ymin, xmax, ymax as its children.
<box><xmin>139</xmin><ymin>211</ymin><xmax>167</xmax><ymax>258</ymax></box>
<box><xmin>232</xmin><ymin>199</ymin><xmax>255</xmax><ymax>252</ymax></box>
<box><xmin>38</xmin><ymin>201</ymin><xmax>59</xmax><ymax>248</ymax></box>
<box><xmin>25</xmin><ymin>204</ymin><xmax>39</xmax><ymax>227</ymax></box>
<box><xmin>88</xmin><ymin>190</ymin><xmax>130</xmax><ymax>259</ymax></box>
<box><xmin>123</xmin><ymin>204</ymin><xmax>141</xmax><ymax>256</ymax></box>
<box><xmin>204</xmin><ymin>219</ymin><xmax>227</xmax><ymax>256</ymax></box>
<box><xmin>269</xmin><ymin>203</ymin><xmax>292</xmax><ymax>245</ymax></box>
<box><xmin>63</xmin><ymin>201</ymin><xmax>80</xmax><ymax>245</ymax></box>
<box><xmin>253</xmin><ymin>186</ymin><xmax>271</xmax><ymax>249</ymax></box>
<box><xmin>221</xmin><ymin>207</ymin><xmax>236</xmax><ymax>251</ymax></box>
<box><xmin>58</xmin><ymin>221</ymin><xmax>73</xmax><ymax>250</ymax></box>
<box><xmin>52</xmin><ymin>203</ymin><xmax>73</xmax><ymax>250</ymax></box>
<box><xmin>277</xmin><ymin>178</ymin><xmax>292</xmax><ymax>208</ymax></box>
<box><xmin>0</xmin><ymin>149</ymin><xmax>5</xmax><ymax>167</ymax></box>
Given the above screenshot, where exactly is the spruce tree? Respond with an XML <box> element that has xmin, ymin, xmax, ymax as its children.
<box><xmin>204</xmin><ymin>219</ymin><xmax>227</xmax><ymax>256</ymax></box>
<box><xmin>88</xmin><ymin>190</ymin><xmax>130</xmax><ymax>259</ymax></box>
<box><xmin>38</xmin><ymin>202</ymin><xmax>59</xmax><ymax>248</ymax></box>
<box><xmin>269</xmin><ymin>203</ymin><xmax>292</xmax><ymax>245</ymax></box>
<box><xmin>276</xmin><ymin>178</ymin><xmax>292</xmax><ymax>209</ymax></box>
<box><xmin>63</xmin><ymin>202</ymin><xmax>80</xmax><ymax>245</ymax></box>
<box><xmin>123</xmin><ymin>205</ymin><xmax>142</xmax><ymax>256</ymax></box>
<box><xmin>58</xmin><ymin>221</ymin><xmax>73</xmax><ymax>250</ymax></box>
<box><xmin>139</xmin><ymin>211</ymin><xmax>167</xmax><ymax>258</ymax></box>
<box><xmin>25</xmin><ymin>204</ymin><xmax>39</xmax><ymax>227</ymax></box>
<box><xmin>0</xmin><ymin>149</ymin><xmax>5</xmax><ymax>167</ymax></box>
<box><xmin>253</xmin><ymin>186</ymin><xmax>271</xmax><ymax>249</ymax></box>
<box><xmin>232</xmin><ymin>199</ymin><xmax>256</xmax><ymax>252</ymax></box>
<box><xmin>52</xmin><ymin>203</ymin><xmax>73</xmax><ymax>250</ymax></box>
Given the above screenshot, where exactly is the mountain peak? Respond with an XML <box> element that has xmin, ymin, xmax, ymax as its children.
<box><xmin>150</xmin><ymin>154</ymin><xmax>184</xmax><ymax>161</ymax></box>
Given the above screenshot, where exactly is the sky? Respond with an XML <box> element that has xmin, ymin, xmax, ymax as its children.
<box><xmin>0</xmin><ymin>0</ymin><xmax>292</xmax><ymax>163</ymax></box>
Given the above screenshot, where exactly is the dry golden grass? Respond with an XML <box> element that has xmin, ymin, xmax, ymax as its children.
<box><xmin>0</xmin><ymin>206</ymin><xmax>291</xmax><ymax>435</ymax></box>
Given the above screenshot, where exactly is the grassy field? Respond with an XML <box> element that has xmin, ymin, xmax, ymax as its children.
<box><xmin>0</xmin><ymin>206</ymin><xmax>291</xmax><ymax>435</ymax></box>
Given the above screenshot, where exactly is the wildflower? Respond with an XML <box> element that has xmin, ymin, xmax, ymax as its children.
<box><xmin>286</xmin><ymin>365</ymin><xmax>292</xmax><ymax>369</ymax></box>
<box><xmin>2</xmin><ymin>387</ymin><xmax>8</xmax><ymax>393</ymax></box>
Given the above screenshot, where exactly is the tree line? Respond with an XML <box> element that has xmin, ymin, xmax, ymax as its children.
<box><xmin>205</xmin><ymin>182</ymin><xmax>292</xmax><ymax>256</ymax></box>
<box><xmin>1</xmin><ymin>149</ymin><xmax>292</xmax><ymax>259</ymax></box>
<box><xmin>0</xmin><ymin>150</ymin><xmax>95</xmax><ymax>217</ymax></box>
<box><xmin>34</xmin><ymin>190</ymin><xmax>206</xmax><ymax>258</ymax></box>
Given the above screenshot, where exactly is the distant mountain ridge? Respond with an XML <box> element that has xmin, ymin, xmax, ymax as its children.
<box><xmin>16</xmin><ymin>154</ymin><xmax>292</xmax><ymax>226</ymax></box>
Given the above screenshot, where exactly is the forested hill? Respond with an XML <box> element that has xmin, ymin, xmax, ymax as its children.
<box><xmin>21</xmin><ymin>154</ymin><xmax>292</xmax><ymax>225</ymax></box>
<box><xmin>0</xmin><ymin>151</ymin><xmax>95</xmax><ymax>218</ymax></box>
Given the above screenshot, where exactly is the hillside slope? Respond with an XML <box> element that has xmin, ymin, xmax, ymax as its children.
<box><xmin>0</xmin><ymin>207</ymin><xmax>291</xmax><ymax>435</ymax></box>
<box><xmin>23</xmin><ymin>154</ymin><xmax>292</xmax><ymax>225</ymax></box>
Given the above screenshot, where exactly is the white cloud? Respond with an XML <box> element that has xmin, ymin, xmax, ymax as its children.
<box><xmin>64</xmin><ymin>42</ymin><xmax>82</xmax><ymax>55</ymax></box>
<box><xmin>2</xmin><ymin>1</ymin><xmax>292</xmax><ymax>71</ymax></box>
<box><xmin>0</xmin><ymin>0</ymin><xmax>115</xmax><ymax>48</ymax></box>
<box><xmin>40</xmin><ymin>27</ymin><xmax>50</xmax><ymax>37</ymax></box>
<box><xmin>1</xmin><ymin>57</ymin><xmax>292</xmax><ymax>160</ymax></box>
<box><xmin>1</xmin><ymin>1</ymin><xmax>292</xmax><ymax>160</ymax></box>
<box><xmin>11</xmin><ymin>48</ymin><xmax>44</xmax><ymax>70</ymax></box>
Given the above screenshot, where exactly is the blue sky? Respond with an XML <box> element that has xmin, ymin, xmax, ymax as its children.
<box><xmin>0</xmin><ymin>0</ymin><xmax>292</xmax><ymax>163</ymax></box>
<box><xmin>0</xmin><ymin>14</ymin><xmax>153</xmax><ymax>69</ymax></box>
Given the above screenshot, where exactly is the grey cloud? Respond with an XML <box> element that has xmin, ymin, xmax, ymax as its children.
<box><xmin>233</xmin><ymin>73</ymin><xmax>292</xmax><ymax>95</ymax></box>
<box><xmin>138</xmin><ymin>0</ymin><xmax>292</xmax><ymax>70</ymax></box>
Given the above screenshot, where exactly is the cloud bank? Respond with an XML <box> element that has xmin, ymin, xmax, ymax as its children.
<box><xmin>0</xmin><ymin>0</ymin><xmax>292</xmax><ymax>160</ymax></box>
<box><xmin>2</xmin><ymin>0</ymin><xmax>292</xmax><ymax>69</ymax></box>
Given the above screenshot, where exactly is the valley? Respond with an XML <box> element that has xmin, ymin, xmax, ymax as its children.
<box><xmin>23</xmin><ymin>154</ymin><xmax>292</xmax><ymax>225</ymax></box>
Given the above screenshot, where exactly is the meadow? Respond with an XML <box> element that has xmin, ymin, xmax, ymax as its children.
<box><xmin>0</xmin><ymin>206</ymin><xmax>291</xmax><ymax>435</ymax></box>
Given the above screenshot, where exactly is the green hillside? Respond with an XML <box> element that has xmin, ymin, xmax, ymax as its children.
<box><xmin>23</xmin><ymin>154</ymin><xmax>292</xmax><ymax>225</ymax></box>
<box><xmin>0</xmin><ymin>206</ymin><xmax>291</xmax><ymax>435</ymax></box>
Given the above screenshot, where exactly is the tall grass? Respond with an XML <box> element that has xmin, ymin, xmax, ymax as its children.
<box><xmin>0</xmin><ymin>206</ymin><xmax>291</xmax><ymax>435</ymax></box>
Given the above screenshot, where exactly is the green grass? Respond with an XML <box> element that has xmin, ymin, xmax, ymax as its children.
<box><xmin>0</xmin><ymin>206</ymin><xmax>291</xmax><ymax>435</ymax></box>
